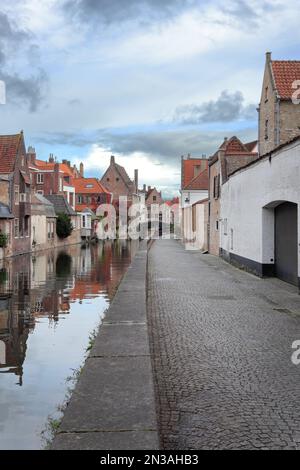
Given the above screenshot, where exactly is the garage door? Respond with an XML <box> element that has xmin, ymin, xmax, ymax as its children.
<box><xmin>275</xmin><ymin>202</ymin><xmax>298</xmax><ymax>286</ymax></box>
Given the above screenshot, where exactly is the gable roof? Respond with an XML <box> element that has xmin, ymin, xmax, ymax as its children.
<box><xmin>73</xmin><ymin>177</ymin><xmax>111</xmax><ymax>194</ymax></box>
<box><xmin>271</xmin><ymin>60</ymin><xmax>300</xmax><ymax>99</ymax></box>
<box><xmin>0</xmin><ymin>133</ymin><xmax>23</xmax><ymax>173</ymax></box>
<box><xmin>181</xmin><ymin>157</ymin><xmax>208</xmax><ymax>189</ymax></box>
<box><xmin>45</xmin><ymin>195</ymin><xmax>77</xmax><ymax>216</ymax></box>
<box><xmin>184</xmin><ymin>168</ymin><xmax>208</xmax><ymax>190</ymax></box>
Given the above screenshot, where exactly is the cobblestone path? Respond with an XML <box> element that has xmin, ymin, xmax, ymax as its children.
<box><xmin>147</xmin><ymin>239</ymin><xmax>300</xmax><ymax>449</ymax></box>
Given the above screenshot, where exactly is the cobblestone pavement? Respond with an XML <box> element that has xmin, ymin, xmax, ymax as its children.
<box><xmin>147</xmin><ymin>239</ymin><xmax>300</xmax><ymax>450</ymax></box>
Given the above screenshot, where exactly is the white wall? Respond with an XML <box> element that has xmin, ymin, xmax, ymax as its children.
<box><xmin>31</xmin><ymin>215</ymin><xmax>47</xmax><ymax>246</ymax></box>
<box><xmin>220</xmin><ymin>139</ymin><xmax>300</xmax><ymax>275</ymax></box>
<box><xmin>181</xmin><ymin>189</ymin><xmax>208</xmax><ymax>209</ymax></box>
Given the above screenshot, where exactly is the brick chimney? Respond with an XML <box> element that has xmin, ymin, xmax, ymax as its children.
<box><xmin>80</xmin><ymin>162</ymin><xmax>84</xmax><ymax>177</ymax></box>
<box><xmin>27</xmin><ymin>146</ymin><xmax>36</xmax><ymax>164</ymax></box>
<box><xmin>54</xmin><ymin>163</ymin><xmax>60</xmax><ymax>193</ymax></box>
<box><xmin>134</xmin><ymin>169</ymin><xmax>138</xmax><ymax>192</ymax></box>
<box><xmin>143</xmin><ymin>184</ymin><xmax>146</xmax><ymax>192</ymax></box>
<box><xmin>110</xmin><ymin>155</ymin><xmax>115</xmax><ymax>165</ymax></box>
<box><xmin>49</xmin><ymin>153</ymin><xmax>54</xmax><ymax>163</ymax></box>
<box><xmin>266</xmin><ymin>51</ymin><xmax>272</xmax><ymax>63</ymax></box>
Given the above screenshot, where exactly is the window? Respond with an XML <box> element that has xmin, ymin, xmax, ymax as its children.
<box><xmin>48</xmin><ymin>221</ymin><xmax>51</xmax><ymax>239</ymax></box>
<box><xmin>52</xmin><ymin>222</ymin><xmax>55</xmax><ymax>239</ymax></box>
<box><xmin>213</xmin><ymin>175</ymin><xmax>221</xmax><ymax>199</ymax></box>
<box><xmin>116</xmin><ymin>177</ymin><xmax>119</xmax><ymax>182</ymax></box>
<box><xmin>24</xmin><ymin>216</ymin><xmax>29</xmax><ymax>237</ymax></box>
<box><xmin>37</xmin><ymin>190</ymin><xmax>44</xmax><ymax>195</ymax></box>
<box><xmin>87</xmin><ymin>196</ymin><xmax>91</xmax><ymax>204</ymax></box>
<box><xmin>215</xmin><ymin>220</ymin><xmax>219</xmax><ymax>231</ymax></box>
<box><xmin>14</xmin><ymin>185</ymin><xmax>19</xmax><ymax>205</ymax></box>
<box><xmin>107</xmin><ymin>177</ymin><xmax>110</xmax><ymax>182</ymax></box>
<box><xmin>78</xmin><ymin>195</ymin><xmax>83</xmax><ymax>204</ymax></box>
<box><xmin>37</xmin><ymin>173</ymin><xmax>44</xmax><ymax>184</ymax></box>
<box><xmin>86</xmin><ymin>184</ymin><xmax>93</xmax><ymax>188</ymax></box>
<box><xmin>14</xmin><ymin>218</ymin><xmax>19</xmax><ymax>238</ymax></box>
<box><xmin>153</xmin><ymin>195</ymin><xmax>157</xmax><ymax>202</ymax></box>
<box><xmin>19</xmin><ymin>218</ymin><xmax>24</xmax><ymax>238</ymax></box>
<box><xmin>265</xmin><ymin>119</ymin><xmax>269</xmax><ymax>140</ymax></box>
<box><xmin>82</xmin><ymin>215</ymin><xmax>86</xmax><ymax>228</ymax></box>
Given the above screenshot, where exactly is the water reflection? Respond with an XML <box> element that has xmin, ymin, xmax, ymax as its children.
<box><xmin>0</xmin><ymin>240</ymin><xmax>137</xmax><ymax>449</ymax></box>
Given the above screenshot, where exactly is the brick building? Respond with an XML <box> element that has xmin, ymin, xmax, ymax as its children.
<box><xmin>208</xmin><ymin>137</ymin><xmax>258</xmax><ymax>256</ymax></box>
<box><xmin>100</xmin><ymin>156</ymin><xmax>138</xmax><ymax>204</ymax></box>
<box><xmin>73</xmin><ymin>177</ymin><xmax>111</xmax><ymax>213</ymax></box>
<box><xmin>0</xmin><ymin>132</ymin><xmax>32</xmax><ymax>256</ymax></box>
<box><xmin>258</xmin><ymin>52</ymin><xmax>300</xmax><ymax>155</ymax></box>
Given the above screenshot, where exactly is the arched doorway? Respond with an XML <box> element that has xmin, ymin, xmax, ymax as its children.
<box><xmin>275</xmin><ymin>202</ymin><xmax>298</xmax><ymax>285</ymax></box>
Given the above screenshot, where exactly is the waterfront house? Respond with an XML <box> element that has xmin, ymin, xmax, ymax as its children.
<box><xmin>45</xmin><ymin>194</ymin><xmax>81</xmax><ymax>246</ymax></box>
<box><xmin>0</xmin><ymin>132</ymin><xmax>32</xmax><ymax>256</ymax></box>
<box><xmin>101</xmin><ymin>155</ymin><xmax>138</xmax><ymax>204</ymax></box>
<box><xmin>31</xmin><ymin>193</ymin><xmax>57</xmax><ymax>252</ymax></box>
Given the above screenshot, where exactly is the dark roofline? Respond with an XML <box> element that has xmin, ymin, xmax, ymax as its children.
<box><xmin>228</xmin><ymin>134</ymin><xmax>300</xmax><ymax>178</ymax></box>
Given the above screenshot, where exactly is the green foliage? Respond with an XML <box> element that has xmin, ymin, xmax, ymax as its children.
<box><xmin>56</xmin><ymin>213</ymin><xmax>73</xmax><ymax>239</ymax></box>
<box><xmin>0</xmin><ymin>232</ymin><xmax>8</xmax><ymax>248</ymax></box>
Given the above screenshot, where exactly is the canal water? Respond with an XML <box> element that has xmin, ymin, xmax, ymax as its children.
<box><xmin>0</xmin><ymin>240</ymin><xmax>138</xmax><ymax>450</ymax></box>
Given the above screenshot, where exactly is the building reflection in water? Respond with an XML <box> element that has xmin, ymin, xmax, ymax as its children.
<box><xmin>0</xmin><ymin>239</ymin><xmax>138</xmax><ymax>386</ymax></box>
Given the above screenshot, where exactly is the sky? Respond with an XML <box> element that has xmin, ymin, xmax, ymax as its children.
<box><xmin>0</xmin><ymin>0</ymin><xmax>300</xmax><ymax>198</ymax></box>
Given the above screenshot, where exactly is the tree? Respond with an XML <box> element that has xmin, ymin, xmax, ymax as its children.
<box><xmin>56</xmin><ymin>213</ymin><xmax>73</xmax><ymax>239</ymax></box>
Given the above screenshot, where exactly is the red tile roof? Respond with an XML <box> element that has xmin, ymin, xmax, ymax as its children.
<box><xmin>184</xmin><ymin>168</ymin><xmax>208</xmax><ymax>190</ymax></box>
<box><xmin>73</xmin><ymin>177</ymin><xmax>111</xmax><ymax>194</ymax></box>
<box><xmin>0</xmin><ymin>133</ymin><xmax>22</xmax><ymax>173</ymax></box>
<box><xmin>271</xmin><ymin>60</ymin><xmax>300</xmax><ymax>99</ymax></box>
<box><xmin>182</xmin><ymin>158</ymin><xmax>208</xmax><ymax>188</ymax></box>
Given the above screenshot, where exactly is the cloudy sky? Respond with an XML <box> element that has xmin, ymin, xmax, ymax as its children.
<box><xmin>0</xmin><ymin>0</ymin><xmax>299</xmax><ymax>197</ymax></box>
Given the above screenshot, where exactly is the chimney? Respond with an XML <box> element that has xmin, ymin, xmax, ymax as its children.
<box><xmin>49</xmin><ymin>153</ymin><xmax>54</xmax><ymax>163</ymax></box>
<box><xmin>148</xmin><ymin>185</ymin><xmax>151</xmax><ymax>192</ymax></box>
<box><xmin>143</xmin><ymin>184</ymin><xmax>146</xmax><ymax>192</ymax></box>
<box><xmin>27</xmin><ymin>146</ymin><xmax>36</xmax><ymax>164</ymax></box>
<box><xmin>54</xmin><ymin>163</ymin><xmax>60</xmax><ymax>193</ymax></box>
<box><xmin>134</xmin><ymin>169</ymin><xmax>138</xmax><ymax>192</ymax></box>
<box><xmin>110</xmin><ymin>155</ymin><xmax>115</xmax><ymax>165</ymax></box>
<box><xmin>266</xmin><ymin>51</ymin><xmax>272</xmax><ymax>63</ymax></box>
<box><xmin>80</xmin><ymin>162</ymin><xmax>84</xmax><ymax>177</ymax></box>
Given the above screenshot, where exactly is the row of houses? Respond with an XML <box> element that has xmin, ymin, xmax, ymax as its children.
<box><xmin>0</xmin><ymin>132</ymin><xmax>166</xmax><ymax>258</ymax></box>
<box><xmin>181</xmin><ymin>52</ymin><xmax>300</xmax><ymax>289</ymax></box>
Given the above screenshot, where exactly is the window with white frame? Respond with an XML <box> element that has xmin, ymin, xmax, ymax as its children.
<box><xmin>14</xmin><ymin>185</ymin><xmax>19</xmax><ymax>205</ymax></box>
<box><xmin>37</xmin><ymin>173</ymin><xmax>44</xmax><ymax>184</ymax></box>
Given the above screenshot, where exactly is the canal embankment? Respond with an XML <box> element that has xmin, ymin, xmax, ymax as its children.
<box><xmin>51</xmin><ymin>240</ymin><xmax>159</xmax><ymax>450</ymax></box>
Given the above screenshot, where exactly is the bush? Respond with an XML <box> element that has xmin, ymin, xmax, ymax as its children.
<box><xmin>56</xmin><ymin>213</ymin><xmax>73</xmax><ymax>239</ymax></box>
<box><xmin>0</xmin><ymin>232</ymin><xmax>8</xmax><ymax>248</ymax></box>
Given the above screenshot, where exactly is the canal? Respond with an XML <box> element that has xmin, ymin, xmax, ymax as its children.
<box><xmin>0</xmin><ymin>240</ymin><xmax>138</xmax><ymax>450</ymax></box>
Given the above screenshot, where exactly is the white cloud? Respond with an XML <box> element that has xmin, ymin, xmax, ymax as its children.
<box><xmin>73</xmin><ymin>144</ymin><xmax>180</xmax><ymax>196</ymax></box>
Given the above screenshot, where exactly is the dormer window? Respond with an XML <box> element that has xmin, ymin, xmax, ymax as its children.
<box><xmin>86</xmin><ymin>184</ymin><xmax>93</xmax><ymax>188</ymax></box>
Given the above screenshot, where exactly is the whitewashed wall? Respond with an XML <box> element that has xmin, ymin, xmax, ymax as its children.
<box><xmin>180</xmin><ymin>189</ymin><xmax>208</xmax><ymax>209</ymax></box>
<box><xmin>220</xmin><ymin>139</ymin><xmax>300</xmax><ymax>275</ymax></box>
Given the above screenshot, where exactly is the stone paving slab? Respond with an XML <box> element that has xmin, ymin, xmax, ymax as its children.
<box><xmin>58</xmin><ymin>356</ymin><xmax>156</xmax><ymax>432</ymax></box>
<box><xmin>147</xmin><ymin>239</ymin><xmax>300</xmax><ymax>450</ymax></box>
<box><xmin>90</xmin><ymin>323</ymin><xmax>150</xmax><ymax>357</ymax></box>
<box><xmin>52</xmin><ymin>241</ymin><xmax>158</xmax><ymax>450</ymax></box>
<box><xmin>52</xmin><ymin>431</ymin><xmax>159</xmax><ymax>450</ymax></box>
